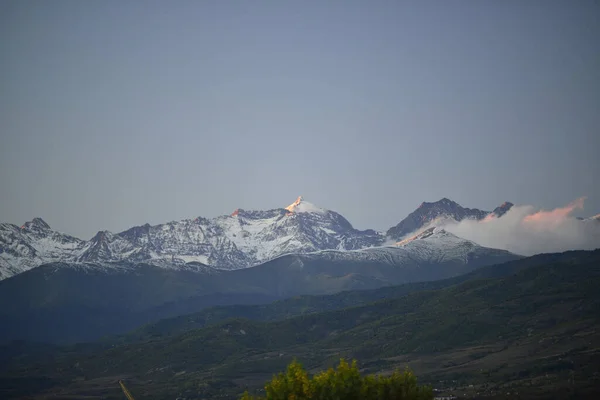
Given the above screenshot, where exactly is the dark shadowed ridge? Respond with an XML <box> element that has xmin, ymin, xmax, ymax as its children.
<box><xmin>0</xmin><ymin>238</ymin><xmax>519</xmax><ymax>344</ymax></box>
<box><xmin>2</xmin><ymin>250</ymin><xmax>598</xmax><ymax>400</ymax></box>
<box><xmin>386</xmin><ymin>198</ymin><xmax>512</xmax><ymax>240</ymax></box>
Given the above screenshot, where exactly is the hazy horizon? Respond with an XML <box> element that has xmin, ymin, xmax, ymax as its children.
<box><xmin>2</xmin><ymin>1</ymin><xmax>599</xmax><ymax>238</ymax></box>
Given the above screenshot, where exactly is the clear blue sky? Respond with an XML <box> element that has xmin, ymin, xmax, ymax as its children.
<box><xmin>1</xmin><ymin>0</ymin><xmax>599</xmax><ymax>238</ymax></box>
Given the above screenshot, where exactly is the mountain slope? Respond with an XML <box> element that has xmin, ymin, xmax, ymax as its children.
<box><xmin>4</xmin><ymin>197</ymin><xmax>597</xmax><ymax>281</ymax></box>
<box><xmin>123</xmin><ymin>250</ymin><xmax>588</xmax><ymax>342</ymax></box>
<box><xmin>0</xmin><ymin>218</ymin><xmax>85</xmax><ymax>280</ymax></box>
<box><xmin>386</xmin><ymin>198</ymin><xmax>514</xmax><ymax>240</ymax></box>
<box><xmin>3</xmin><ymin>250</ymin><xmax>598</xmax><ymax>400</ymax></box>
<box><xmin>0</xmin><ymin>230</ymin><xmax>519</xmax><ymax>344</ymax></box>
<box><xmin>0</xmin><ymin>197</ymin><xmax>385</xmax><ymax>279</ymax></box>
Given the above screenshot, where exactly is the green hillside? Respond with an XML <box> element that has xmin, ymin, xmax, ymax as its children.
<box><xmin>120</xmin><ymin>251</ymin><xmax>588</xmax><ymax>342</ymax></box>
<box><xmin>1</xmin><ymin>250</ymin><xmax>599</xmax><ymax>400</ymax></box>
<box><xmin>0</xmin><ymin>245</ymin><xmax>519</xmax><ymax>344</ymax></box>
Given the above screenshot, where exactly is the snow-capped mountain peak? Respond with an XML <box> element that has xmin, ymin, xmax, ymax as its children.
<box><xmin>284</xmin><ymin>196</ymin><xmax>325</xmax><ymax>214</ymax></box>
<box><xmin>0</xmin><ymin>198</ymin><xmax>385</xmax><ymax>279</ymax></box>
<box><xmin>0</xmin><ymin>218</ymin><xmax>84</xmax><ymax>280</ymax></box>
<box><xmin>285</xmin><ymin>195</ymin><xmax>304</xmax><ymax>211</ymax></box>
<box><xmin>0</xmin><ymin>197</ymin><xmax>532</xmax><ymax>281</ymax></box>
<box><xmin>21</xmin><ymin>217</ymin><xmax>52</xmax><ymax>232</ymax></box>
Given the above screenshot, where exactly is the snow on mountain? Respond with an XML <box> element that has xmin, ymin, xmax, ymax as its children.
<box><xmin>386</xmin><ymin>198</ymin><xmax>514</xmax><ymax>241</ymax></box>
<box><xmin>394</xmin><ymin>226</ymin><xmax>438</xmax><ymax>246</ymax></box>
<box><xmin>217</xmin><ymin>200</ymin><xmax>383</xmax><ymax>262</ymax></box>
<box><xmin>0</xmin><ymin>197</ymin><xmax>543</xmax><ymax>281</ymax></box>
<box><xmin>285</xmin><ymin>195</ymin><xmax>325</xmax><ymax>214</ymax></box>
<box><xmin>304</xmin><ymin>226</ymin><xmax>517</xmax><ymax>271</ymax></box>
<box><xmin>393</xmin><ymin>227</ymin><xmax>488</xmax><ymax>262</ymax></box>
<box><xmin>0</xmin><ymin>197</ymin><xmax>385</xmax><ymax>280</ymax></box>
<box><xmin>586</xmin><ymin>214</ymin><xmax>600</xmax><ymax>222</ymax></box>
<box><xmin>0</xmin><ymin>218</ymin><xmax>85</xmax><ymax>280</ymax></box>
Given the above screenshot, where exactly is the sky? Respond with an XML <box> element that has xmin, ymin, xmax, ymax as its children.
<box><xmin>1</xmin><ymin>1</ymin><xmax>599</xmax><ymax>239</ymax></box>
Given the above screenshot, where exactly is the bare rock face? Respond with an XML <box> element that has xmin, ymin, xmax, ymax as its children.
<box><xmin>386</xmin><ymin>198</ymin><xmax>514</xmax><ymax>241</ymax></box>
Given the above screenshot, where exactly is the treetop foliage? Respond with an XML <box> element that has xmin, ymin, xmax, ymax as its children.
<box><xmin>241</xmin><ymin>358</ymin><xmax>433</xmax><ymax>400</ymax></box>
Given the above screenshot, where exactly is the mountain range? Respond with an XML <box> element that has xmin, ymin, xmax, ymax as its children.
<box><xmin>386</xmin><ymin>198</ymin><xmax>514</xmax><ymax>240</ymax></box>
<box><xmin>0</xmin><ymin>196</ymin><xmax>517</xmax><ymax>280</ymax></box>
<box><xmin>1</xmin><ymin>194</ymin><xmax>599</xmax><ymax>399</ymax></box>
<box><xmin>0</xmin><ymin>227</ymin><xmax>519</xmax><ymax>344</ymax></box>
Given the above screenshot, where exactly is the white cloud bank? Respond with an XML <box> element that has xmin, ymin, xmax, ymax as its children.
<box><xmin>440</xmin><ymin>198</ymin><xmax>600</xmax><ymax>256</ymax></box>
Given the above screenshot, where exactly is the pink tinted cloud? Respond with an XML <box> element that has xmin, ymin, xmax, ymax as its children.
<box><xmin>441</xmin><ymin>197</ymin><xmax>600</xmax><ymax>256</ymax></box>
<box><xmin>523</xmin><ymin>197</ymin><xmax>586</xmax><ymax>224</ymax></box>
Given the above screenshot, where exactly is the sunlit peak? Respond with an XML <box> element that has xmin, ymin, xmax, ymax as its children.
<box><xmin>285</xmin><ymin>196</ymin><xmax>304</xmax><ymax>212</ymax></box>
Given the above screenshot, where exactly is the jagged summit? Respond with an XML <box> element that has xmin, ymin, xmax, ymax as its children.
<box><xmin>387</xmin><ymin>198</ymin><xmax>517</xmax><ymax>241</ymax></box>
<box><xmin>437</xmin><ymin>198</ymin><xmax>457</xmax><ymax>206</ymax></box>
<box><xmin>285</xmin><ymin>195</ymin><xmax>304</xmax><ymax>211</ymax></box>
<box><xmin>21</xmin><ymin>217</ymin><xmax>51</xmax><ymax>231</ymax></box>
<box><xmin>2</xmin><ymin>196</ymin><xmax>567</xmax><ymax>281</ymax></box>
<box><xmin>284</xmin><ymin>196</ymin><xmax>324</xmax><ymax>214</ymax></box>
<box><xmin>492</xmin><ymin>202</ymin><xmax>514</xmax><ymax>217</ymax></box>
<box><xmin>418</xmin><ymin>198</ymin><xmax>455</xmax><ymax>208</ymax></box>
<box><xmin>1</xmin><ymin>195</ymin><xmax>385</xmax><ymax>279</ymax></box>
<box><xmin>387</xmin><ymin>198</ymin><xmax>490</xmax><ymax>240</ymax></box>
<box><xmin>1</xmin><ymin>218</ymin><xmax>83</xmax><ymax>280</ymax></box>
<box><xmin>229</xmin><ymin>196</ymin><xmax>321</xmax><ymax>217</ymax></box>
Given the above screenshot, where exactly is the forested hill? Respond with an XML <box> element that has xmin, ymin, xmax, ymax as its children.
<box><xmin>2</xmin><ymin>250</ymin><xmax>599</xmax><ymax>399</ymax></box>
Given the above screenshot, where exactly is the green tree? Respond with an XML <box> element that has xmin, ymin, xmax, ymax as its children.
<box><xmin>241</xmin><ymin>359</ymin><xmax>433</xmax><ymax>400</ymax></box>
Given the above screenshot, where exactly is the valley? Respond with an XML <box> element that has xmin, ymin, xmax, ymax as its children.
<box><xmin>1</xmin><ymin>250</ymin><xmax>599</xmax><ymax>399</ymax></box>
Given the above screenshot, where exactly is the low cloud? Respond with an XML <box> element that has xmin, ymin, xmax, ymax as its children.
<box><xmin>440</xmin><ymin>198</ymin><xmax>600</xmax><ymax>256</ymax></box>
